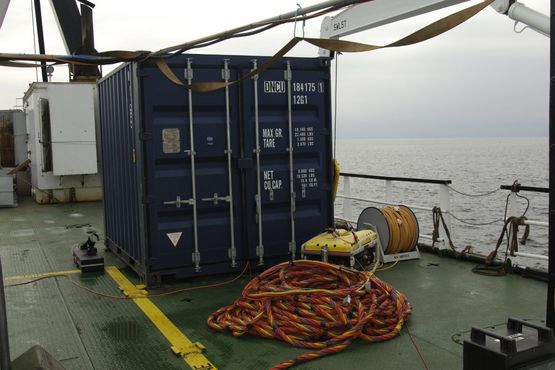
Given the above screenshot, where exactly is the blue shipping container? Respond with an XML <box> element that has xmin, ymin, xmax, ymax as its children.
<box><xmin>98</xmin><ymin>54</ymin><xmax>333</xmax><ymax>284</ymax></box>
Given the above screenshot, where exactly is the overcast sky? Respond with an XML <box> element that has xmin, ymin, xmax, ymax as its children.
<box><xmin>0</xmin><ymin>0</ymin><xmax>550</xmax><ymax>138</ymax></box>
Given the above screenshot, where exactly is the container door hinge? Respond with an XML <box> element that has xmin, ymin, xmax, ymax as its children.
<box><xmin>192</xmin><ymin>251</ymin><xmax>201</xmax><ymax>270</ymax></box>
<box><xmin>139</xmin><ymin>132</ymin><xmax>152</xmax><ymax>141</ymax></box>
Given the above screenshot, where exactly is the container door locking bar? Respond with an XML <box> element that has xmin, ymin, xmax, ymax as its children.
<box><xmin>186</xmin><ymin>59</ymin><xmax>201</xmax><ymax>272</ymax></box>
<box><xmin>223</xmin><ymin>60</ymin><xmax>237</xmax><ymax>268</ymax></box>
<box><xmin>252</xmin><ymin>59</ymin><xmax>264</xmax><ymax>266</ymax></box>
<box><xmin>285</xmin><ymin>61</ymin><xmax>296</xmax><ymax>261</ymax></box>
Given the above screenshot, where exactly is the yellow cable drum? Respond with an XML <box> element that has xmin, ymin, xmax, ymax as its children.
<box><xmin>356</xmin><ymin>205</ymin><xmax>419</xmax><ymax>255</ymax></box>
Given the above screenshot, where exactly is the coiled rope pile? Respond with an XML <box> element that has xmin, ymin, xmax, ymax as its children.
<box><xmin>207</xmin><ymin>260</ymin><xmax>412</xmax><ymax>369</ymax></box>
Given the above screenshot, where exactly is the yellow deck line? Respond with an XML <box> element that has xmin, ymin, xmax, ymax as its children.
<box><xmin>3</xmin><ymin>269</ymin><xmax>81</xmax><ymax>281</ymax></box>
<box><xmin>105</xmin><ymin>266</ymin><xmax>217</xmax><ymax>370</ymax></box>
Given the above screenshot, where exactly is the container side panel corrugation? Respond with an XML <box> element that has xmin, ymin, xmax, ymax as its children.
<box><xmin>99</xmin><ymin>65</ymin><xmax>143</xmax><ymax>270</ymax></box>
<box><xmin>99</xmin><ymin>54</ymin><xmax>332</xmax><ymax>282</ymax></box>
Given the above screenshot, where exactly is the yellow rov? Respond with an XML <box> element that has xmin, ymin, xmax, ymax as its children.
<box><xmin>301</xmin><ymin>228</ymin><xmax>378</xmax><ymax>269</ymax></box>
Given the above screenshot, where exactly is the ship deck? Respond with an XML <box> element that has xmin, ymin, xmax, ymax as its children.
<box><xmin>0</xmin><ymin>198</ymin><xmax>548</xmax><ymax>370</ymax></box>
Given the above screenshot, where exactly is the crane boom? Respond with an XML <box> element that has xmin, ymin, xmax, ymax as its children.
<box><xmin>0</xmin><ymin>0</ymin><xmax>10</xmax><ymax>30</ymax></box>
<box><xmin>320</xmin><ymin>0</ymin><xmax>469</xmax><ymax>39</ymax></box>
<box><xmin>319</xmin><ymin>0</ymin><xmax>549</xmax><ymax>56</ymax></box>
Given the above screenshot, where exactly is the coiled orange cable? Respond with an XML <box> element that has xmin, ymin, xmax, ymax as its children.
<box><xmin>399</xmin><ymin>206</ymin><xmax>419</xmax><ymax>252</ymax></box>
<box><xmin>380</xmin><ymin>206</ymin><xmax>419</xmax><ymax>254</ymax></box>
<box><xmin>207</xmin><ymin>260</ymin><xmax>412</xmax><ymax>369</ymax></box>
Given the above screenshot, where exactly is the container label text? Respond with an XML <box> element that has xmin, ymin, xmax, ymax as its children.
<box><xmin>263</xmin><ymin>170</ymin><xmax>283</xmax><ymax>191</ymax></box>
<box><xmin>294</xmin><ymin>126</ymin><xmax>314</xmax><ymax>147</ymax></box>
<box><xmin>262</xmin><ymin>127</ymin><xmax>283</xmax><ymax>148</ymax></box>
<box><xmin>264</xmin><ymin>81</ymin><xmax>286</xmax><ymax>93</ymax></box>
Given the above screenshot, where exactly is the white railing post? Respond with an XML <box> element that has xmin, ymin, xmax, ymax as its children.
<box><xmin>343</xmin><ymin>176</ymin><xmax>353</xmax><ymax>221</ymax></box>
<box><xmin>385</xmin><ymin>180</ymin><xmax>393</xmax><ymax>204</ymax></box>
<box><xmin>438</xmin><ymin>184</ymin><xmax>451</xmax><ymax>249</ymax></box>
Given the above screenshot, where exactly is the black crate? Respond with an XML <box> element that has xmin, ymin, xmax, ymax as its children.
<box><xmin>464</xmin><ymin>317</ymin><xmax>555</xmax><ymax>369</ymax></box>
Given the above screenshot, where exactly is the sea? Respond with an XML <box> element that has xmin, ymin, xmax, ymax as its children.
<box><xmin>334</xmin><ymin>137</ymin><xmax>549</xmax><ymax>270</ymax></box>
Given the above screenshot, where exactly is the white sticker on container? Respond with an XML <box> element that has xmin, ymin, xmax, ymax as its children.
<box><xmin>162</xmin><ymin>128</ymin><xmax>180</xmax><ymax>154</ymax></box>
<box><xmin>167</xmin><ymin>232</ymin><xmax>182</xmax><ymax>247</ymax></box>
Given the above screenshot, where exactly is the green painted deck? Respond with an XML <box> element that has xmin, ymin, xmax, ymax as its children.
<box><xmin>0</xmin><ymin>198</ymin><xmax>548</xmax><ymax>369</ymax></box>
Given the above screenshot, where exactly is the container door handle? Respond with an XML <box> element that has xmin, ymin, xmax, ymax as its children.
<box><xmin>201</xmin><ymin>192</ymin><xmax>230</xmax><ymax>205</ymax></box>
<box><xmin>163</xmin><ymin>195</ymin><xmax>194</xmax><ymax>208</ymax></box>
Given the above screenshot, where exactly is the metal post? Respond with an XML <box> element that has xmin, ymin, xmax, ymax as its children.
<box><xmin>438</xmin><ymin>184</ymin><xmax>451</xmax><ymax>249</ymax></box>
<box><xmin>507</xmin><ymin>191</ymin><xmax>518</xmax><ymax>219</ymax></box>
<box><xmin>385</xmin><ymin>179</ymin><xmax>393</xmax><ymax>204</ymax></box>
<box><xmin>252</xmin><ymin>60</ymin><xmax>264</xmax><ymax>266</ymax></box>
<box><xmin>0</xmin><ymin>257</ymin><xmax>11</xmax><ymax>370</ymax></box>
<box><xmin>33</xmin><ymin>0</ymin><xmax>47</xmax><ymax>82</ymax></box>
<box><xmin>546</xmin><ymin>0</ymin><xmax>554</xmax><ymax>329</ymax></box>
<box><xmin>343</xmin><ymin>176</ymin><xmax>352</xmax><ymax>221</ymax></box>
<box><xmin>223</xmin><ymin>60</ymin><xmax>236</xmax><ymax>268</ymax></box>
<box><xmin>186</xmin><ymin>59</ymin><xmax>200</xmax><ymax>272</ymax></box>
<box><xmin>286</xmin><ymin>62</ymin><xmax>296</xmax><ymax>260</ymax></box>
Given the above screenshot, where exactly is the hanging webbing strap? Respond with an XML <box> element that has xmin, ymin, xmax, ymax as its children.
<box><xmin>152</xmin><ymin>0</ymin><xmax>493</xmax><ymax>92</ymax></box>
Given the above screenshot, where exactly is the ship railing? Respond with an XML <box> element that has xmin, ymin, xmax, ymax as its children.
<box><xmin>500</xmin><ymin>184</ymin><xmax>549</xmax><ymax>261</ymax></box>
<box><xmin>336</xmin><ymin>174</ymin><xmax>549</xmax><ymax>268</ymax></box>
<box><xmin>336</xmin><ymin>173</ymin><xmax>452</xmax><ymax>247</ymax></box>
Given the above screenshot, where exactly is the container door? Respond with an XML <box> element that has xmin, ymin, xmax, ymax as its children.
<box><xmin>242</xmin><ymin>58</ymin><xmax>333</xmax><ymax>265</ymax></box>
<box><xmin>141</xmin><ymin>58</ymin><xmax>243</xmax><ymax>275</ymax></box>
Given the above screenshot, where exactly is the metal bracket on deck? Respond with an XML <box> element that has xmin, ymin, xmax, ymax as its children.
<box><xmin>171</xmin><ymin>341</ymin><xmax>206</xmax><ymax>358</ymax></box>
<box><xmin>118</xmin><ymin>283</ymin><xmax>149</xmax><ymax>299</ymax></box>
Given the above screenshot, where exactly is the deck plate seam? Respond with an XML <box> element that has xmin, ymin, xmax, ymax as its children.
<box><xmin>28</xmin><ymin>206</ymin><xmax>96</xmax><ymax>370</ymax></box>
